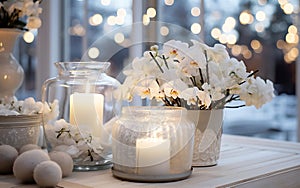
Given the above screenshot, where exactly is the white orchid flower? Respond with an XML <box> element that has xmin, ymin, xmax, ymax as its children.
<box><xmin>162</xmin><ymin>40</ymin><xmax>189</xmax><ymax>59</ymax></box>
<box><xmin>239</xmin><ymin>77</ymin><xmax>275</xmax><ymax>109</ymax></box>
<box><xmin>133</xmin><ymin>78</ymin><xmax>160</xmax><ymax>100</ymax></box>
<box><xmin>180</xmin><ymin>87</ymin><xmax>199</xmax><ymax>105</ymax></box>
<box><xmin>163</xmin><ymin>79</ymin><xmax>188</xmax><ymax>99</ymax></box>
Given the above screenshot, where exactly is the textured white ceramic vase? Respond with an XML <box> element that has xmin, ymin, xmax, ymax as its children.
<box><xmin>187</xmin><ymin>109</ymin><xmax>223</xmax><ymax>167</ymax></box>
<box><xmin>0</xmin><ymin>29</ymin><xmax>24</xmax><ymax>104</ymax></box>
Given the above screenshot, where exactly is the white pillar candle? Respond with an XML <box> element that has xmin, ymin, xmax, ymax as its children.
<box><xmin>70</xmin><ymin>93</ymin><xmax>104</xmax><ymax>138</ymax></box>
<box><xmin>136</xmin><ymin>138</ymin><xmax>170</xmax><ymax>175</ymax></box>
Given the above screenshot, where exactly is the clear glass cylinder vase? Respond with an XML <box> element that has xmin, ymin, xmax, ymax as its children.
<box><xmin>42</xmin><ymin>62</ymin><xmax>120</xmax><ymax>171</ymax></box>
<box><xmin>112</xmin><ymin>106</ymin><xmax>195</xmax><ymax>182</ymax></box>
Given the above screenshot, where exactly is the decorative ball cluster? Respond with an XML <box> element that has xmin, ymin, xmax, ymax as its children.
<box><xmin>0</xmin><ymin>144</ymin><xmax>73</xmax><ymax>187</ymax></box>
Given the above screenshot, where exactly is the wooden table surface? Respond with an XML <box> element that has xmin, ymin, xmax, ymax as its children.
<box><xmin>1</xmin><ymin>134</ymin><xmax>300</xmax><ymax>188</ymax></box>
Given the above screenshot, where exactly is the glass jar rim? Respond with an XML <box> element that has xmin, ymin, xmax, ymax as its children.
<box><xmin>55</xmin><ymin>61</ymin><xmax>110</xmax><ymax>68</ymax></box>
<box><xmin>121</xmin><ymin>106</ymin><xmax>187</xmax><ymax>117</ymax></box>
<box><xmin>54</xmin><ymin>61</ymin><xmax>111</xmax><ymax>76</ymax></box>
<box><xmin>0</xmin><ymin>114</ymin><xmax>42</xmax><ymax>127</ymax></box>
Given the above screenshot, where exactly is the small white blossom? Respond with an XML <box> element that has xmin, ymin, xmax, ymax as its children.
<box><xmin>239</xmin><ymin>77</ymin><xmax>275</xmax><ymax>109</ymax></box>
<box><xmin>163</xmin><ymin>79</ymin><xmax>188</xmax><ymax>99</ymax></box>
<box><xmin>133</xmin><ymin>78</ymin><xmax>160</xmax><ymax>100</ymax></box>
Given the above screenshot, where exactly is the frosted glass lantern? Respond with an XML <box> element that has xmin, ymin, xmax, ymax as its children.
<box><xmin>112</xmin><ymin>106</ymin><xmax>195</xmax><ymax>182</ymax></box>
<box><xmin>42</xmin><ymin>62</ymin><xmax>120</xmax><ymax>171</ymax></box>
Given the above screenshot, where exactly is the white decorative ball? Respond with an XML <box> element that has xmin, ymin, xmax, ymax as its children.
<box><xmin>13</xmin><ymin>149</ymin><xmax>50</xmax><ymax>183</ymax></box>
<box><xmin>0</xmin><ymin>145</ymin><xmax>18</xmax><ymax>174</ymax></box>
<box><xmin>49</xmin><ymin>151</ymin><xmax>73</xmax><ymax>177</ymax></box>
<box><xmin>19</xmin><ymin>144</ymin><xmax>41</xmax><ymax>154</ymax></box>
<box><xmin>33</xmin><ymin>161</ymin><xmax>62</xmax><ymax>187</ymax></box>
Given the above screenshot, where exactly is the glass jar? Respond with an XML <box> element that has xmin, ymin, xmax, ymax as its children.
<box><xmin>42</xmin><ymin>62</ymin><xmax>120</xmax><ymax>171</ymax></box>
<box><xmin>0</xmin><ymin>114</ymin><xmax>42</xmax><ymax>150</ymax></box>
<box><xmin>112</xmin><ymin>106</ymin><xmax>195</xmax><ymax>182</ymax></box>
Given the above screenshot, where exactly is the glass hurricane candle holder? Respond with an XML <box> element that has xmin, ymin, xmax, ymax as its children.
<box><xmin>112</xmin><ymin>106</ymin><xmax>195</xmax><ymax>182</ymax></box>
<box><xmin>42</xmin><ymin>62</ymin><xmax>120</xmax><ymax>171</ymax></box>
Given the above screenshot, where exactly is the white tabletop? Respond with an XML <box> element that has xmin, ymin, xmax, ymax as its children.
<box><xmin>1</xmin><ymin>134</ymin><xmax>300</xmax><ymax>188</ymax></box>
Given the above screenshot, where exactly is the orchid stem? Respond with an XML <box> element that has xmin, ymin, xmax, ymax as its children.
<box><xmin>162</xmin><ymin>55</ymin><xmax>169</xmax><ymax>69</ymax></box>
<box><xmin>149</xmin><ymin>52</ymin><xmax>164</xmax><ymax>73</ymax></box>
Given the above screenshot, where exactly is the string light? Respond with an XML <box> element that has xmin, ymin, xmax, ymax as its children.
<box><xmin>256</xmin><ymin>11</ymin><xmax>266</xmax><ymax>21</ymax></box>
<box><xmin>89</xmin><ymin>14</ymin><xmax>103</xmax><ymax>26</ymax></box>
<box><xmin>191</xmin><ymin>23</ymin><xmax>201</xmax><ymax>34</ymax></box>
<box><xmin>191</xmin><ymin>7</ymin><xmax>201</xmax><ymax>17</ymax></box>
<box><xmin>147</xmin><ymin>7</ymin><xmax>156</xmax><ymax>18</ymax></box>
<box><xmin>211</xmin><ymin>28</ymin><xmax>221</xmax><ymax>39</ymax></box>
<box><xmin>88</xmin><ymin>47</ymin><xmax>100</xmax><ymax>59</ymax></box>
<box><xmin>107</xmin><ymin>16</ymin><xmax>116</xmax><ymax>26</ymax></box>
<box><xmin>101</xmin><ymin>0</ymin><xmax>110</xmax><ymax>6</ymax></box>
<box><xmin>283</xmin><ymin>3</ymin><xmax>294</xmax><ymax>14</ymax></box>
<box><xmin>239</xmin><ymin>11</ymin><xmax>253</xmax><ymax>25</ymax></box>
<box><xmin>114</xmin><ymin>33</ymin><xmax>125</xmax><ymax>43</ymax></box>
<box><xmin>23</xmin><ymin>31</ymin><xmax>34</xmax><ymax>43</ymax></box>
<box><xmin>160</xmin><ymin>26</ymin><xmax>169</xmax><ymax>36</ymax></box>
<box><xmin>164</xmin><ymin>0</ymin><xmax>174</xmax><ymax>6</ymax></box>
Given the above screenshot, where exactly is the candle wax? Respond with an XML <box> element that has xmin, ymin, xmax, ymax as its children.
<box><xmin>136</xmin><ymin>138</ymin><xmax>170</xmax><ymax>175</ymax></box>
<box><xmin>70</xmin><ymin>93</ymin><xmax>104</xmax><ymax>138</ymax></box>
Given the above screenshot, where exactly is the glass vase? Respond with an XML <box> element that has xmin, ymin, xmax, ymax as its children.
<box><xmin>42</xmin><ymin>62</ymin><xmax>120</xmax><ymax>171</ymax></box>
<box><xmin>112</xmin><ymin>106</ymin><xmax>195</xmax><ymax>182</ymax></box>
<box><xmin>0</xmin><ymin>29</ymin><xmax>24</xmax><ymax>104</ymax></box>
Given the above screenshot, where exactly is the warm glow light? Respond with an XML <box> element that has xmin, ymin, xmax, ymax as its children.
<box><xmin>219</xmin><ymin>34</ymin><xmax>227</xmax><ymax>44</ymax></box>
<box><xmin>251</xmin><ymin>40</ymin><xmax>263</xmax><ymax>53</ymax></box>
<box><xmin>191</xmin><ymin>23</ymin><xmax>201</xmax><ymax>34</ymax></box>
<box><xmin>283</xmin><ymin>3</ymin><xmax>294</xmax><ymax>14</ymax></box>
<box><xmin>117</xmin><ymin>8</ymin><xmax>127</xmax><ymax>17</ymax></box>
<box><xmin>107</xmin><ymin>16</ymin><xmax>116</xmax><ymax>26</ymax></box>
<box><xmin>243</xmin><ymin>50</ymin><xmax>252</xmax><ymax>59</ymax></box>
<box><xmin>278</xmin><ymin>0</ymin><xmax>288</xmax><ymax>5</ymax></box>
<box><xmin>69</xmin><ymin>24</ymin><xmax>86</xmax><ymax>36</ymax></box>
<box><xmin>250</xmin><ymin>40</ymin><xmax>261</xmax><ymax>50</ymax></box>
<box><xmin>256</xmin><ymin>11</ymin><xmax>266</xmax><ymax>21</ymax></box>
<box><xmin>255</xmin><ymin>23</ymin><xmax>265</xmax><ymax>32</ymax></box>
<box><xmin>211</xmin><ymin>28</ymin><xmax>222</xmax><ymax>39</ymax></box>
<box><xmin>284</xmin><ymin>54</ymin><xmax>291</xmax><ymax>63</ymax></box>
<box><xmin>115</xmin><ymin>16</ymin><xmax>125</xmax><ymax>25</ymax></box>
<box><xmin>164</xmin><ymin>0</ymin><xmax>174</xmax><ymax>6</ymax></box>
<box><xmin>288</xmin><ymin>25</ymin><xmax>297</xmax><ymax>34</ymax></box>
<box><xmin>160</xmin><ymin>26</ymin><xmax>169</xmax><ymax>36</ymax></box>
<box><xmin>276</xmin><ymin>40</ymin><xmax>285</xmax><ymax>49</ymax></box>
<box><xmin>227</xmin><ymin>34</ymin><xmax>237</xmax><ymax>44</ymax></box>
<box><xmin>101</xmin><ymin>0</ymin><xmax>110</xmax><ymax>6</ymax></box>
<box><xmin>222</xmin><ymin>24</ymin><xmax>231</xmax><ymax>33</ymax></box>
<box><xmin>147</xmin><ymin>7</ymin><xmax>156</xmax><ymax>18</ymax></box>
<box><xmin>258</xmin><ymin>0</ymin><xmax>267</xmax><ymax>5</ymax></box>
<box><xmin>231</xmin><ymin>45</ymin><xmax>242</xmax><ymax>56</ymax></box>
<box><xmin>23</xmin><ymin>31</ymin><xmax>34</xmax><ymax>43</ymax></box>
<box><xmin>114</xmin><ymin>33</ymin><xmax>125</xmax><ymax>43</ymax></box>
<box><xmin>239</xmin><ymin>11</ymin><xmax>253</xmax><ymax>25</ymax></box>
<box><xmin>225</xmin><ymin>17</ymin><xmax>236</xmax><ymax>28</ymax></box>
<box><xmin>88</xmin><ymin>47</ymin><xmax>100</xmax><ymax>59</ymax></box>
<box><xmin>289</xmin><ymin>47</ymin><xmax>299</xmax><ymax>58</ymax></box>
<box><xmin>89</xmin><ymin>14</ymin><xmax>103</xmax><ymax>26</ymax></box>
<box><xmin>286</xmin><ymin>33</ymin><xmax>299</xmax><ymax>44</ymax></box>
<box><xmin>143</xmin><ymin>14</ymin><xmax>150</xmax><ymax>25</ymax></box>
<box><xmin>191</xmin><ymin>7</ymin><xmax>201</xmax><ymax>17</ymax></box>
